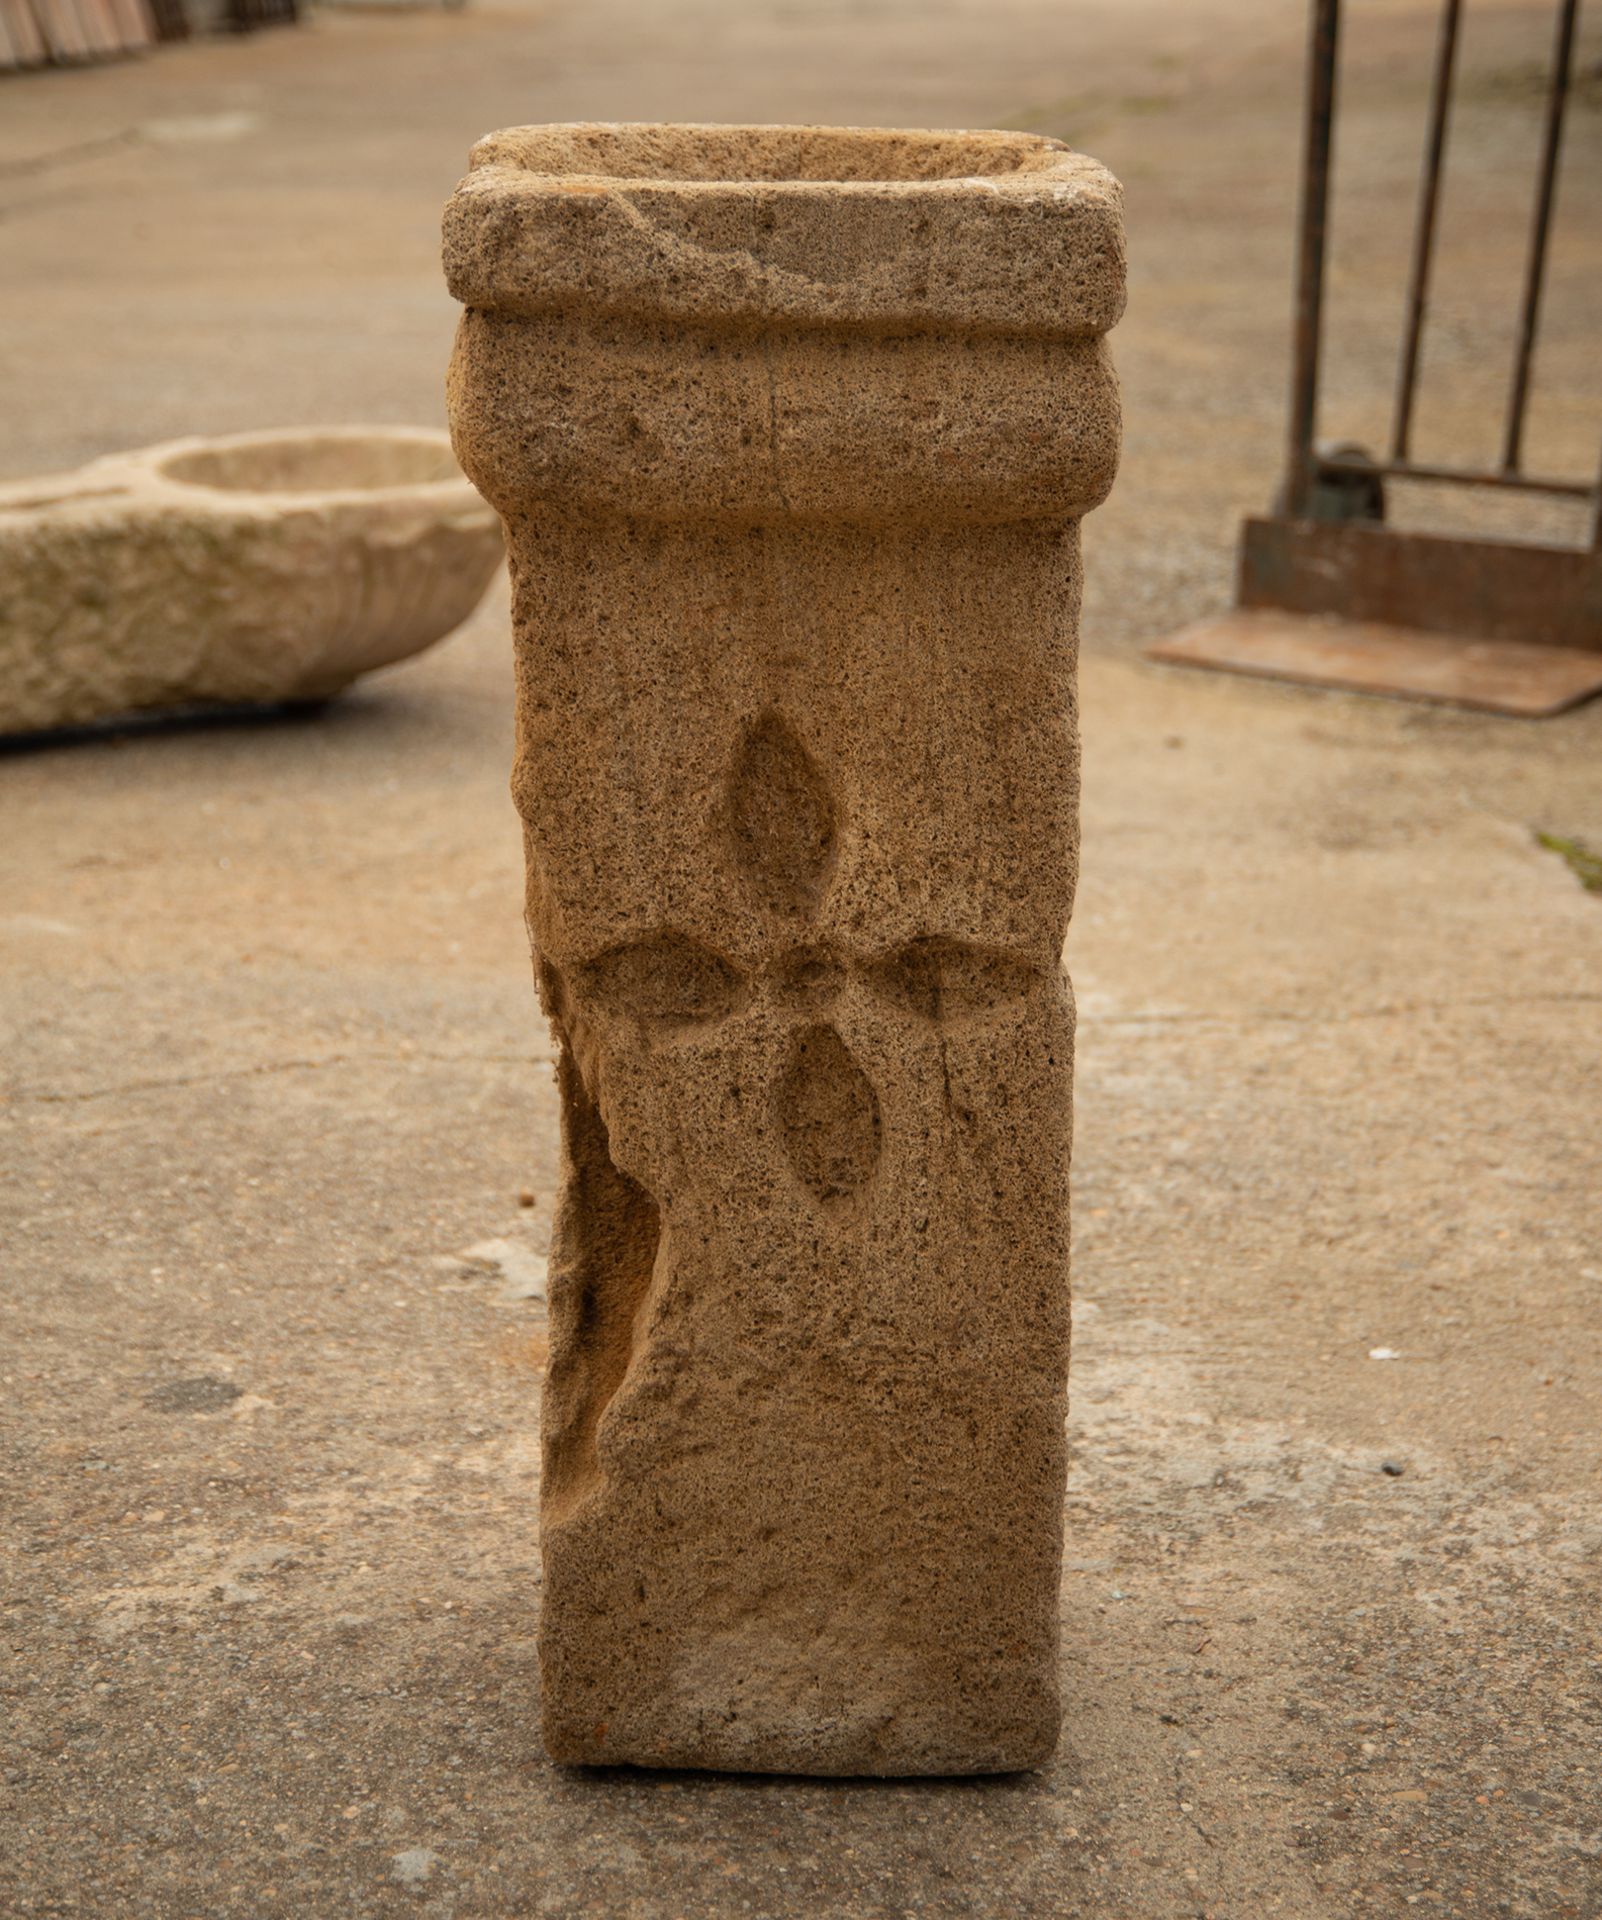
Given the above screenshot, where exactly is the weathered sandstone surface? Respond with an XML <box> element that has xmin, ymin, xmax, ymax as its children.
<box><xmin>444</xmin><ymin>123</ymin><xmax>1124</xmax><ymax>1774</ymax></box>
<box><xmin>0</xmin><ymin>428</ymin><xmax>502</xmax><ymax>734</ymax></box>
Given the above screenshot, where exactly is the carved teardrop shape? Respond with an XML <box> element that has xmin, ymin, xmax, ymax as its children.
<box><xmin>724</xmin><ymin>712</ymin><xmax>837</xmax><ymax>919</ymax></box>
<box><xmin>776</xmin><ymin>1023</ymin><xmax>881</xmax><ymax>1203</ymax></box>
<box><xmin>862</xmin><ymin>936</ymin><xmax>1035</xmax><ymax>1023</ymax></box>
<box><xmin>579</xmin><ymin>932</ymin><xmax>743</xmax><ymax>1025</ymax></box>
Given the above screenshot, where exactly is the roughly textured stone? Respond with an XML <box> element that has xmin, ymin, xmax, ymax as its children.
<box><xmin>0</xmin><ymin>428</ymin><xmax>502</xmax><ymax>734</ymax></box>
<box><xmin>444</xmin><ymin>123</ymin><xmax>1123</xmax><ymax>1776</ymax></box>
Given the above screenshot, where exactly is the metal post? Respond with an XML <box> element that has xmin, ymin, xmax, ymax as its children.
<box><xmin>1501</xmin><ymin>0</ymin><xmax>1579</xmax><ymax>475</ymax></box>
<box><xmin>1390</xmin><ymin>0</ymin><xmax>1461</xmax><ymax>463</ymax></box>
<box><xmin>1592</xmin><ymin>436</ymin><xmax>1602</xmax><ymax>551</ymax></box>
<box><xmin>1285</xmin><ymin>0</ymin><xmax>1342</xmax><ymax>520</ymax></box>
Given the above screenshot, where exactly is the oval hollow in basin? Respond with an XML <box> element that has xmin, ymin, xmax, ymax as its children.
<box><xmin>0</xmin><ymin>426</ymin><xmax>504</xmax><ymax>736</ymax></box>
<box><xmin>156</xmin><ymin>432</ymin><xmax>464</xmax><ymax>496</ymax></box>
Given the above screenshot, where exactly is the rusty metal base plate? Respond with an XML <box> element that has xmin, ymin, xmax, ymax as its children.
<box><xmin>1146</xmin><ymin>611</ymin><xmax>1602</xmax><ymax>717</ymax></box>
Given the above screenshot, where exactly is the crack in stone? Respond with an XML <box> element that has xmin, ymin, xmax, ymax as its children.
<box><xmin>6</xmin><ymin>1049</ymin><xmax>546</xmax><ymax>1105</ymax></box>
<box><xmin>761</xmin><ymin>335</ymin><xmax>795</xmax><ymax>518</ymax></box>
<box><xmin>1087</xmin><ymin>992</ymin><xmax>1602</xmax><ymax>1031</ymax></box>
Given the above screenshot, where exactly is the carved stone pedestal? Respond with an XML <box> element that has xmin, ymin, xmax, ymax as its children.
<box><xmin>444</xmin><ymin>124</ymin><xmax>1123</xmax><ymax>1775</ymax></box>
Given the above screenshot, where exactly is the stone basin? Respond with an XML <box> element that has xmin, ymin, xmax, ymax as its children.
<box><xmin>0</xmin><ymin>427</ymin><xmax>503</xmax><ymax>735</ymax></box>
<box><xmin>445</xmin><ymin>123</ymin><xmax>1124</xmax><ymax>1776</ymax></box>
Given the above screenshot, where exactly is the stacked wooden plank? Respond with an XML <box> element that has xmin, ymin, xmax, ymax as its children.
<box><xmin>0</xmin><ymin>0</ymin><xmax>306</xmax><ymax>74</ymax></box>
<box><xmin>0</xmin><ymin>0</ymin><xmax>51</xmax><ymax>66</ymax></box>
<box><xmin>1</xmin><ymin>0</ymin><xmax>163</xmax><ymax>69</ymax></box>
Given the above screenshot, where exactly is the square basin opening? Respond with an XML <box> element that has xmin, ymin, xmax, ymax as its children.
<box><xmin>477</xmin><ymin>124</ymin><xmax>1066</xmax><ymax>186</ymax></box>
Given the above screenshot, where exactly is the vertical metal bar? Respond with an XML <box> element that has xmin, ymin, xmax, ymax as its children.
<box><xmin>1592</xmin><ymin>436</ymin><xmax>1602</xmax><ymax>550</ymax></box>
<box><xmin>1501</xmin><ymin>0</ymin><xmax>1579</xmax><ymax>475</ymax></box>
<box><xmin>1285</xmin><ymin>0</ymin><xmax>1342</xmax><ymax>520</ymax></box>
<box><xmin>1390</xmin><ymin>0</ymin><xmax>1461</xmax><ymax>462</ymax></box>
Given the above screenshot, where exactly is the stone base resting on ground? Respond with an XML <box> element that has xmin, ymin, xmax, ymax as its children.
<box><xmin>444</xmin><ymin>123</ymin><xmax>1125</xmax><ymax>1775</ymax></box>
<box><xmin>0</xmin><ymin>428</ymin><xmax>503</xmax><ymax>735</ymax></box>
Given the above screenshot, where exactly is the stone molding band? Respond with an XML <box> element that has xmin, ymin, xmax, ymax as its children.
<box><xmin>443</xmin><ymin>123</ymin><xmax>1125</xmax><ymax>342</ymax></box>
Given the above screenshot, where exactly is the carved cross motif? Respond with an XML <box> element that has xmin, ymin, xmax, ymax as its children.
<box><xmin>574</xmin><ymin>712</ymin><xmax>1036</xmax><ymax>1203</ymax></box>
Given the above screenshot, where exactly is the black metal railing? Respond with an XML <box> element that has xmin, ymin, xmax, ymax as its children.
<box><xmin>1285</xmin><ymin>0</ymin><xmax>1599</xmax><ymax>539</ymax></box>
